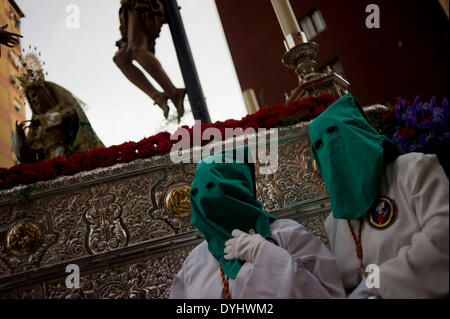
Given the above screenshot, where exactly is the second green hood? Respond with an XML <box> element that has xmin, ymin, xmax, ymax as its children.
<box><xmin>308</xmin><ymin>93</ymin><xmax>401</xmax><ymax>220</ymax></box>
<box><xmin>190</xmin><ymin>151</ymin><xmax>276</xmax><ymax>279</ymax></box>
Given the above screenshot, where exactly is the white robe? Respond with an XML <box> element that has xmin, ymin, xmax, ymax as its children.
<box><xmin>325</xmin><ymin>152</ymin><xmax>449</xmax><ymax>298</ymax></box>
<box><xmin>170</xmin><ymin>218</ymin><xmax>345</xmax><ymax>299</ymax></box>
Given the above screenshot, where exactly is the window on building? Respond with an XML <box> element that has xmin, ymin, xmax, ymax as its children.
<box><xmin>13</xmin><ymin>99</ymin><xmax>21</xmax><ymax>112</ymax></box>
<box><xmin>300</xmin><ymin>16</ymin><xmax>316</xmax><ymax>39</ymax></box>
<box><xmin>9</xmin><ymin>7</ymin><xmax>21</xmax><ymax>28</ymax></box>
<box><xmin>311</xmin><ymin>10</ymin><xmax>326</xmax><ymax>33</ymax></box>
<box><xmin>300</xmin><ymin>9</ymin><xmax>327</xmax><ymax>40</ymax></box>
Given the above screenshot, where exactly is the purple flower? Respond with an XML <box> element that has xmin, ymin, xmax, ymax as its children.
<box><xmin>419</xmin><ymin>117</ymin><xmax>433</xmax><ymax>130</ymax></box>
<box><xmin>433</xmin><ymin>107</ymin><xmax>446</xmax><ymax>131</ymax></box>
<box><xmin>416</xmin><ymin>102</ymin><xmax>424</xmax><ymax>118</ymax></box>
<box><xmin>388</xmin><ymin>95</ymin><xmax>449</xmax><ymax>155</ymax></box>
<box><xmin>429</xmin><ymin>96</ymin><xmax>436</xmax><ymax>109</ymax></box>
<box><xmin>443</xmin><ymin>98</ymin><xmax>449</xmax><ymax>120</ymax></box>
<box><xmin>405</xmin><ymin>106</ymin><xmax>417</xmax><ymax>126</ymax></box>
<box><xmin>395</xmin><ymin>98</ymin><xmax>406</xmax><ymax>114</ymax></box>
<box><xmin>392</xmin><ymin>135</ymin><xmax>409</xmax><ymax>152</ymax></box>
<box><xmin>418</xmin><ymin>131</ymin><xmax>435</xmax><ymax>145</ymax></box>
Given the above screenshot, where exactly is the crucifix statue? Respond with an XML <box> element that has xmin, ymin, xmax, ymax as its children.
<box><xmin>113</xmin><ymin>0</ymin><xmax>186</xmax><ymax>121</ymax></box>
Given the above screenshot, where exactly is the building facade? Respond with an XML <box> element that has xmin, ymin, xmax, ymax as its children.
<box><xmin>0</xmin><ymin>0</ymin><xmax>24</xmax><ymax>168</ymax></box>
<box><xmin>215</xmin><ymin>0</ymin><xmax>449</xmax><ymax>108</ymax></box>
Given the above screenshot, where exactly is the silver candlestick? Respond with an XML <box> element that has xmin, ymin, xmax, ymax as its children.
<box><xmin>282</xmin><ymin>32</ymin><xmax>350</xmax><ymax>104</ymax></box>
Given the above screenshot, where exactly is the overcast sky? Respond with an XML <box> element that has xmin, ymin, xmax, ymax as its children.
<box><xmin>15</xmin><ymin>0</ymin><xmax>247</xmax><ymax>147</ymax></box>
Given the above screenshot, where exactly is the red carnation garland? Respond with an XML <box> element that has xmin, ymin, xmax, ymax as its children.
<box><xmin>0</xmin><ymin>94</ymin><xmax>337</xmax><ymax>190</ymax></box>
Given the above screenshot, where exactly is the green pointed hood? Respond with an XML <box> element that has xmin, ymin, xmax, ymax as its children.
<box><xmin>308</xmin><ymin>93</ymin><xmax>401</xmax><ymax>220</ymax></box>
<box><xmin>190</xmin><ymin>151</ymin><xmax>276</xmax><ymax>279</ymax></box>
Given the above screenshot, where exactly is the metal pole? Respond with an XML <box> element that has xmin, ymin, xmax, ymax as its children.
<box><xmin>162</xmin><ymin>0</ymin><xmax>211</xmax><ymax>123</ymax></box>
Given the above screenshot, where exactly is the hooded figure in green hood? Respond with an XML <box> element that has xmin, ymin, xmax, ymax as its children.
<box><xmin>170</xmin><ymin>150</ymin><xmax>345</xmax><ymax>299</ymax></box>
<box><xmin>308</xmin><ymin>93</ymin><xmax>402</xmax><ymax>220</ymax></box>
<box><xmin>189</xmin><ymin>151</ymin><xmax>276</xmax><ymax>279</ymax></box>
<box><xmin>309</xmin><ymin>93</ymin><xmax>449</xmax><ymax>299</ymax></box>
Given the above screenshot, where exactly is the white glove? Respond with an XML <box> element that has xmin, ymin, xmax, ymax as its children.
<box><xmin>224</xmin><ymin>229</ymin><xmax>266</xmax><ymax>263</ymax></box>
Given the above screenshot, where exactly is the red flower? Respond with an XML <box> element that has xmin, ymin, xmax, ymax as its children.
<box><xmin>97</xmin><ymin>148</ymin><xmax>118</xmax><ymax>167</ymax></box>
<box><xmin>137</xmin><ymin>143</ymin><xmax>156</xmax><ymax>158</ymax></box>
<box><xmin>243</xmin><ymin>121</ymin><xmax>260</xmax><ymax>130</ymax></box>
<box><xmin>152</xmin><ymin>132</ymin><xmax>171</xmax><ymax>141</ymax></box>
<box><xmin>118</xmin><ymin>141</ymin><xmax>138</xmax><ymax>150</ymax></box>
<box><xmin>294</xmin><ymin>111</ymin><xmax>313</xmax><ymax>121</ymax></box>
<box><xmin>398</xmin><ymin>127</ymin><xmax>419</xmax><ymax>139</ymax></box>
<box><xmin>382</xmin><ymin>110</ymin><xmax>396</xmax><ymax>123</ymax></box>
<box><xmin>117</xmin><ymin>148</ymin><xmax>138</xmax><ymax>163</ymax></box>
<box><xmin>61</xmin><ymin>158</ymin><xmax>81</xmax><ymax>175</ymax></box>
<box><xmin>81</xmin><ymin>157</ymin><xmax>100</xmax><ymax>171</ymax></box>
<box><xmin>279</xmin><ymin>111</ymin><xmax>293</xmax><ymax>118</ymax></box>
<box><xmin>223</xmin><ymin>119</ymin><xmax>240</xmax><ymax>128</ymax></box>
<box><xmin>50</xmin><ymin>156</ymin><xmax>67</xmax><ymax>171</ymax></box>
<box><xmin>317</xmin><ymin>94</ymin><xmax>338</xmax><ymax>105</ymax></box>
<box><xmin>255</xmin><ymin>107</ymin><xmax>275</xmax><ymax>117</ymax></box>
<box><xmin>296</xmin><ymin>96</ymin><xmax>316</xmax><ymax>108</ymax></box>
<box><xmin>155</xmin><ymin>140</ymin><xmax>173</xmax><ymax>153</ymax></box>
<box><xmin>2</xmin><ymin>173</ymin><xmax>20</xmax><ymax>189</ymax></box>
<box><xmin>17</xmin><ymin>169</ymin><xmax>39</xmax><ymax>184</ymax></box>
<box><xmin>263</xmin><ymin>117</ymin><xmax>280</xmax><ymax>128</ymax></box>
<box><xmin>70</xmin><ymin>151</ymin><xmax>88</xmax><ymax>164</ymax></box>
<box><xmin>0</xmin><ymin>167</ymin><xmax>9</xmax><ymax>179</ymax></box>
<box><xmin>313</xmin><ymin>105</ymin><xmax>326</xmax><ymax>115</ymax></box>
<box><xmin>34</xmin><ymin>161</ymin><xmax>58</xmax><ymax>180</ymax></box>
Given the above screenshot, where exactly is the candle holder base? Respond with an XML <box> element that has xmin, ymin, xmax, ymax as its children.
<box><xmin>285</xmin><ymin>68</ymin><xmax>350</xmax><ymax>104</ymax></box>
<box><xmin>282</xmin><ymin>42</ymin><xmax>350</xmax><ymax>104</ymax></box>
<box><xmin>282</xmin><ymin>42</ymin><xmax>320</xmax><ymax>81</ymax></box>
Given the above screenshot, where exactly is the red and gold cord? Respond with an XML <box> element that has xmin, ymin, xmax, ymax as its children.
<box><xmin>219</xmin><ymin>264</ymin><xmax>231</xmax><ymax>299</ymax></box>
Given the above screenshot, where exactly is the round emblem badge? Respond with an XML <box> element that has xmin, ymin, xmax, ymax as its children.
<box><xmin>368</xmin><ymin>196</ymin><xmax>397</xmax><ymax>229</ymax></box>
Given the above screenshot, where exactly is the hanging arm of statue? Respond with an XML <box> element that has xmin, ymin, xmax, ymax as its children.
<box><xmin>0</xmin><ymin>24</ymin><xmax>22</xmax><ymax>56</ymax></box>
<box><xmin>13</xmin><ymin>121</ymin><xmax>38</xmax><ymax>163</ymax></box>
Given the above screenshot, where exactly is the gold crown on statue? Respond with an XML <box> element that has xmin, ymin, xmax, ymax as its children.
<box><xmin>16</xmin><ymin>45</ymin><xmax>47</xmax><ymax>92</ymax></box>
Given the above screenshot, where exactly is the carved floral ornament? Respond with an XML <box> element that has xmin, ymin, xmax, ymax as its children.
<box><xmin>165</xmin><ymin>185</ymin><xmax>191</xmax><ymax>218</ymax></box>
<box><xmin>6</xmin><ymin>221</ymin><xmax>42</xmax><ymax>256</ymax></box>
